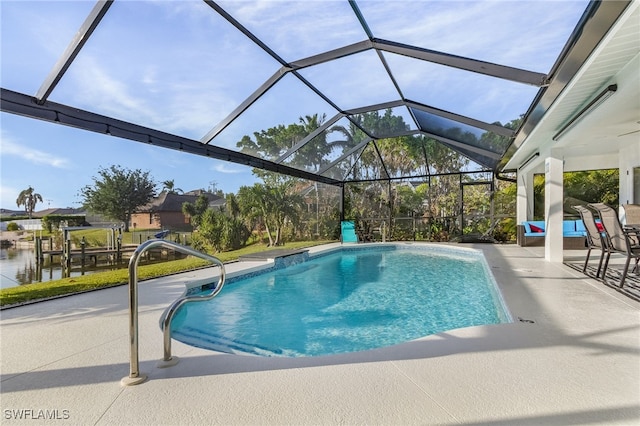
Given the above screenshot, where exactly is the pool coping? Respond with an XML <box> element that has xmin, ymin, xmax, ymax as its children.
<box><xmin>237</xmin><ymin>248</ymin><xmax>309</xmax><ymax>261</ymax></box>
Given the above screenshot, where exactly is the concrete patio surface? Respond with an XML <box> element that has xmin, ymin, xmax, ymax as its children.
<box><xmin>1</xmin><ymin>243</ymin><xmax>639</xmax><ymax>425</ymax></box>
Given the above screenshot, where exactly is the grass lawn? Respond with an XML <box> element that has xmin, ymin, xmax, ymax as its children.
<box><xmin>0</xmin><ymin>240</ymin><xmax>335</xmax><ymax>307</ymax></box>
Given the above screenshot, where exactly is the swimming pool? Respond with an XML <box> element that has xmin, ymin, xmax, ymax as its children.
<box><xmin>170</xmin><ymin>244</ymin><xmax>511</xmax><ymax>357</ymax></box>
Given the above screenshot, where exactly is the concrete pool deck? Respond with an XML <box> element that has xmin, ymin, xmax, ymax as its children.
<box><xmin>1</xmin><ymin>242</ymin><xmax>639</xmax><ymax>425</ymax></box>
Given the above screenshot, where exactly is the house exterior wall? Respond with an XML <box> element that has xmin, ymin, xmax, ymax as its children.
<box><xmin>156</xmin><ymin>212</ymin><xmax>191</xmax><ymax>230</ymax></box>
<box><xmin>130</xmin><ymin>212</ymin><xmax>160</xmax><ymax>230</ymax></box>
<box><xmin>129</xmin><ymin>212</ymin><xmax>191</xmax><ymax>230</ymax></box>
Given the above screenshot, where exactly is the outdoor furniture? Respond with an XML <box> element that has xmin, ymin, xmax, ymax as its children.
<box><xmin>622</xmin><ymin>204</ymin><xmax>640</xmax><ymax>251</ymax></box>
<box><xmin>517</xmin><ymin>220</ymin><xmax>587</xmax><ymax>248</ymax></box>
<box><xmin>518</xmin><ymin>220</ymin><xmax>546</xmax><ymax>246</ymax></box>
<box><xmin>622</xmin><ymin>203</ymin><xmax>640</xmax><ymax>228</ymax></box>
<box><xmin>572</xmin><ymin>205</ymin><xmax>608</xmax><ymax>277</ymax></box>
<box><xmin>340</xmin><ymin>221</ymin><xmax>358</xmax><ymax>243</ymax></box>
<box><xmin>589</xmin><ymin>203</ymin><xmax>640</xmax><ymax>288</ymax></box>
<box><xmin>356</xmin><ymin>226</ymin><xmax>373</xmax><ymax>242</ymax></box>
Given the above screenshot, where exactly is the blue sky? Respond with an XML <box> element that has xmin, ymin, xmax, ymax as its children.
<box><xmin>1</xmin><ymin>0</ymin><xmax>588</xmax><ymax>209</ymax></box>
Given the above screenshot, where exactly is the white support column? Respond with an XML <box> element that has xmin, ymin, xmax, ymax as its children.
<box><xmin>619</xmin><ymin>139</ymin><xmax>640</xmax><ymax>206</ymax></box>
<box><xmin>545</xmin><ymin>151</ymin><xmax>564</xmax><ymax>262</ymax></box>
<box><xmin>517</xmin><ymin>169</ymin><xmax>534</xmax><ymax>223</ymax></box>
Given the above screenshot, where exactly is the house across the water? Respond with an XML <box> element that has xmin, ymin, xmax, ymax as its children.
<box><xmin>130</xmin><ymin>190</ymin><xmax>224</xmax><ymax>231</ymax></box>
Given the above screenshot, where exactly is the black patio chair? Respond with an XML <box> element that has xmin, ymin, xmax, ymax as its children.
<box><xmin>589</xmin><ymin>203</ymin><xmax>640</xmax><ymax>288</ymax></box>
<box><xmin>572</xmin><ymin>205</ymin><xmax>608</xmax><ymax>277</ymax></box>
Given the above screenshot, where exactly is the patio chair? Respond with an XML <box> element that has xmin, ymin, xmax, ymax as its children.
<box><xmin>589</xmin><ymin>203</ymin><xmax>640</xmax><ymax>288</ymax></box>
<box><xmin>572</xmin><ymin>205</ymin><xmax>608</xmax><ymax>277</ymax></box>
<box><xmin>622</xmin><ymin>204</ymin><xmax>640</xmax><ymax>228</ymax></box>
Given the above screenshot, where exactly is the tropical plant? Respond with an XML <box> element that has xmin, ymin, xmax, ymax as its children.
<box><xmin>42</xmin><ymin>215</ymin><xmax>86</xmax><ymax>232</ymax></box>
<box><xmin>185</xmin><ymin>193</ymin><xmax>251</xmax><ymax>253</ymax></box>
<box><xmin>161</xmin><ymin>179</ymin><xmax>183</xmax><ymax>194</ymax></box>
<box><xmin>79</xmin><ymin>165</ymin><xmax>156</xmax><ymax>232</ymax></box>
<box><xmin>290</xmin><ymin>114</ymin><xmax>330</xmax><ymax>171</ymax></box>
<box><xmin>182</xmin><ymin>194</ymin><xmax>210</xmax><ymax>229</ymax></box>
<box><xmin>16</xmin><ymin>186</ymin><xmax>43</xmax><ymax>218</ymax></box>
<box><xmin>564</xmin><ymin>169</ymin><xmax>619</xmax><ymax>205</ymax></box>
<box><xmin>533</xmin><ymin>169</ymin><xmax>619</xmax><ymax>219</ymax></box>
<box><xmin>236</xmin><ymin>113</ymin><xmax>329</xmax><ymax>167</ymax></box>
<box><xmin>233</xmin><ymin>109</ymin><xmax>522</xmax><ymax>243</ymax></box>
<box><xmin>194</xmin><ymin>208</ymin><xmax>250</xmax><ymax>253</ymax></box>
<box><xmin>237</xmin><ymin>172</ymin><xmax>304</xmax><ymax>246</ymax></box>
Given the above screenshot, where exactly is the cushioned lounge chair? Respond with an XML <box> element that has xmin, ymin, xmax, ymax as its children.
<box><xmin>340</xmin><ymin>221</ymin><xmax>358</xmax><ymax>243</ymax></box>
<box><xmin>572</xmin><ymin>205</ymin><xmax>608</xmax><ymax>277</ymax></box>
<box><xmin>589</xmin><ymin>203</ymin><xmax>640</xmax><ymax>288</ymax></box>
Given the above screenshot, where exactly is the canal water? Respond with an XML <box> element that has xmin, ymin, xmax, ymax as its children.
<box><xmin>1</xmin><ymin>230</ymin><xmax>190</xmax><ymax>289</ymax></box>
<box><xmin>0</xmin><ymin>248</ymin><xmax>108</xmax><ymax>289</ymax></box>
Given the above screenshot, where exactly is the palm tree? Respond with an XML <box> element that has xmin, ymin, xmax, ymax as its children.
<box><xmin>16</xmin><ymin>186</ymin><xmax>43</xmax><ymax>218</ymax></box>
<box><xmin>161</xmin><ymin>179</ymin><xmax>183</xmax><ymax>194</ymax></box>
<box><xmin>293</xmin><ymin>113</ymin><xmax>329</xmax><ymax>172</ymax></box>
<box><xmin>238</xmin><ymin>183</ymin><xmax>273</xmax><ymax>245</ymax></box>
<box><xmin>237</xmin><ymin>174</ymin><xmax>303</xmax><ymax>246</ymax></box>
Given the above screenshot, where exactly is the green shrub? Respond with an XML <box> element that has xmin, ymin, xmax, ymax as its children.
<box><xmin>1</xmin><ymin>216</ymin><xmax>29</xmax><ymax>222</ymax></box>
<box><xmin>42</xmin><ymin>215</ymin><xmax>87</xmax><ymax>232</ymax></box>
<box><xmin>6</xmin><ymin>222</ymin><xmax>19</xmax><ymax>231</ymax></box>
<box><xmin>197</xmin><ymin>209</ymin><xmax>250</xmax><ymax>252</ymax></box>
<box><xmin>491</xmin><ymin>218</ymin><xmax>516</xmax><ymax>242</ymax></box>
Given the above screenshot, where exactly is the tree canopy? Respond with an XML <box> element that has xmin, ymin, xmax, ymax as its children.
<box><xmin>533</xmin><ymin>169</ymin><xmax>619</xmax><ymax>219</ymax></box>
<box><xmin>79</xmin><ymin>165</ymin><xmax>156</xmax><ymax>232</ymax></box>
<box><xmin>181</xmin><ymin>194</ymin><xmax>210</xmax><ymax>229</ymax></box>
<box><xmin>16</xmin><ymin>186</ymin><xmax>43</xmax><ymax>219</ymax></box>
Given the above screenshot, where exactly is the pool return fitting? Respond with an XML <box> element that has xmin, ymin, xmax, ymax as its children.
<box><xmin>121</xmin><ymin>239</ymin><xmax>226</xmax><ymax>386</ymax></box>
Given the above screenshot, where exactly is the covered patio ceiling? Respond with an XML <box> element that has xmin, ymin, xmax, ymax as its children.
<box><xmin>1</xmin><ymin>0</ymin><xmax>635</xmax><ymax>186</ymax></box>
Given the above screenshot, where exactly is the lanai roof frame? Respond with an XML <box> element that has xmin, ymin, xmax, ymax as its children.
<box><xmin>2</xmin><ymin>0</ymin><xmax>596</xmax><ymax>188</ymax></box>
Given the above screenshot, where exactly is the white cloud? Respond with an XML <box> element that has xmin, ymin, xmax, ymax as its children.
<box><xmin>141</xmin><ymin>66</ymin><xmax>159</xmax><ymax>90</ymax></box>
<box><xmin>358</xmin><ymin>0</ymin><xmax>586</xmax><ymax>71</ymax></box>
<box><xmin>220</xmin><ymin>0</ymin><xmax>362</xmax><ymax>59</ymax></box>
<box><xmin>213</xmin><ymin>162</ymin><xmax>243</xmax><ymax>174</ymax></box>
<box><xmin>71</xmin><ymin>56</ymin><xmax>149</xmax><ymax>118</ymax></box>
<box><xmin>0</xmin><ymin>137</ymin><xmax>70</xmax><ymax>169</ymax></box>
<box><xmin>0</xmin><ymin>184</ymin><xmax>19</xmax><ymax>209</ymax></box>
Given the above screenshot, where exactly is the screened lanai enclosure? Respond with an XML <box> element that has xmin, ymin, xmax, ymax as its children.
<box><xmin>1</xmin><ymin>1</ymin><xmax>631</xmax><ymax>243</ymax></box>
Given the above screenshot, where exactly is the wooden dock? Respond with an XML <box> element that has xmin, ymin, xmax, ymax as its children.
<box><xmin>40</xmin><ymin>245</ymin><xmax>139</xmax><ymax>267</ymax></box>
<box><xmin>42</xmin><ymin>246</ymin><xmax>137</xmax><ymax>258</ymax></box>
<box><xmin>38</xmin><ymin>243</ymin><xmax>185</xmax><ymax>269</ymax></box>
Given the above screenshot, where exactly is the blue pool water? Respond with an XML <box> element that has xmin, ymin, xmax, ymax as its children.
<box><xmin>170</xmin><ymin>245</ymin><xmax>511</xmax><ymax>357</ymax></box>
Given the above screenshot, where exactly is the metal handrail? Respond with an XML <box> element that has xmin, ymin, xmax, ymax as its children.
<box><xmin>121</xmin><ymin>239</ymin><xmax>225</xmax><ymax>386</ymax></box>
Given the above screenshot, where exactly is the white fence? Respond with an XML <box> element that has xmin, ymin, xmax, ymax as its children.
<box><xmin>1</xmin><ymin>219</ymin><xmax>43</xmax><ymax>231</ymax></box>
